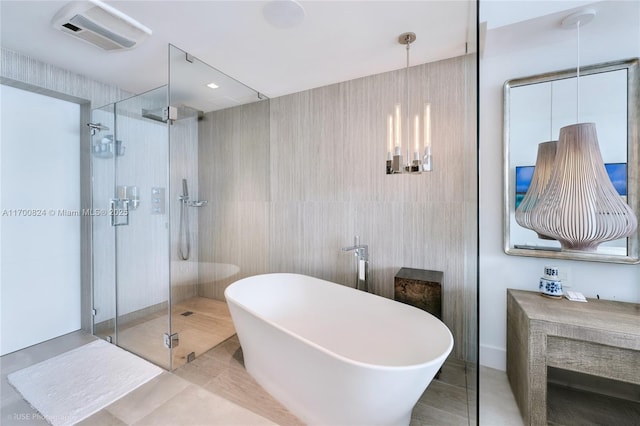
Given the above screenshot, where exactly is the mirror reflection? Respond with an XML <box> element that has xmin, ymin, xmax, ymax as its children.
<box><xmin>504</xmin><ymin>59</ymin><xmax>639</xmax><ymax>263</ymax></box>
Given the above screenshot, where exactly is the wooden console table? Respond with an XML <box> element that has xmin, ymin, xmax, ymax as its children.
<box><xmin>506</xmin><ymin>289</ymin><xmax>640</xmax><ymax>425</ymax></box>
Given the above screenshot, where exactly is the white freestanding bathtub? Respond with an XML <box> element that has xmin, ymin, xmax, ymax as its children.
<box><xmin>224</xmin><ymin>273</ymin><xmax>453</xmax><ymax>426</ymax></box>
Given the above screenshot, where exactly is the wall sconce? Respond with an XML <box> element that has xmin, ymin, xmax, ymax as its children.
<box><xmin>527</xmin><ymin>10</ymin><xmax>638</xmax><ymax>251</ymax></box>
<box><xmin>386</xmin><ymin>32</ymin><xmax>432</xmax><ymax>174</ymax></box>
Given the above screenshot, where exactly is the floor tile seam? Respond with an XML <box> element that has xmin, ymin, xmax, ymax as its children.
<box><xmin>174</xmin><ymin>359</ymin><xmax>230</xmax><ymax>386</ymax></box>
<box><xmin>464</xmin><ymin>360</ymin><xmax>472</xmax><ymax>423</ymax></box>
<box><xmin>119</xmin><ymin>382</ymin><xmax>206</xmax><ymax>426</ymax></box>
<box><xmin>173</xmin><ymin>314</ymin><xmax>234</xmax><ymax>323</ymax></box>
<box><xmin>418</xmin><ymin>386</ymin><xmax>470</xmax><ymax>416</ymax></box>
<box><xmin>416</xmin><ymin>399</ymin><xmax>470</xmax><ymax>419</ymax></box>
<box><xmin>190</xmin><ymin>356</ymin><xmax>246</xmax><ymax>376</ymax></box>
<box><xmin>172</xmin><ymin>309</ymin><xmax>230</xmax><ymax>315</ymax></box>
<box><xmin>431</xmin><ymin>379</ymin><xmax>469</xmax><ymax>392</ymax></box>
<box><xmin>199</xmin><ymin>381</ymin><xmax>275</xmax><ymax>425</ymax></box>
<box><xmin>129</xmin><ymin>380</ymin><xmax>265</xmax><ymax>426</ymax></box>
<box><xmin>103</xmin><ymin>373</ymin><xmax>191</xmax><ymax>424</ymax></box>
<box><xmin>435</xmin><ymin>377</ymin><xmax>468</xmax><ymax>389</ymax></box>
<box><xmin>411</xmin><ymin>401</ymin><xmax>470</xmax><ymax>422</ymax></box>
<box><xmin>129</xmin><ymin>382</ymin><xmax>210</xmax><ymax>426</ymax></box>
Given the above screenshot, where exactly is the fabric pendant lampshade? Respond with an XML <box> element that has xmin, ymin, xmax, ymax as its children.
<box><xmin>515</xmin><ymin>141</ymin><xmax>557</xmax><ymax>240</ymax></box>
<box><xmin>530</xmin><ymin>123</ymin><xmax>638</xmax><ymax>251</ymax></box>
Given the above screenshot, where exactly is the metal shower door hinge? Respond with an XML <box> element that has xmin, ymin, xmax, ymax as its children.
<box><xmin>163</xmin><ymin>106</ymin><xmax>178</xmax><ymax>122</ymax></box>
<box><xmin>163</xmin><ymin>332</ymin><xmax>179</xmax><ymax>349</ymax></box>
<box><xmin>91</xmin><ymin>308</ymin><xmax>97</xmax><ymax>316</ymax></box>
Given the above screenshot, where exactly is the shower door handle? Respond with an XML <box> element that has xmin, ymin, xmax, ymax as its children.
<box><xmin>110</xmin><ymin>199</ymin><xmax>130</xmax><ymax>227</ymax></box>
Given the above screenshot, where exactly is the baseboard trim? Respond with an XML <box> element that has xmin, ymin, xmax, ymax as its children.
<box><xmin>480</xmin><ymin>343</ymin><xmax>506</xmax><ymax>371</ymax></box>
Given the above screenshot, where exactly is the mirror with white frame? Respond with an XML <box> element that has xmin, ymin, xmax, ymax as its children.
<box><xmin>504</xmin><ymin>58</ymin><xmax>639</xmax><ymax>264</ymax></box>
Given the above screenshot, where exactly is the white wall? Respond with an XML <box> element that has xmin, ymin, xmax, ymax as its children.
<box><xmin>480</xmin><ymin>0</ymin><xmax>640</xmax><ymax>370</ymax></box>
<box><xmin>2</xmin><ymin>48</ymin><xmax>134</xmax><ymax>334</ymax></box>
<box><xmin>1</xmin><ymin>84</ymin><xmax>81</xmax><ymax>355</ymax></box>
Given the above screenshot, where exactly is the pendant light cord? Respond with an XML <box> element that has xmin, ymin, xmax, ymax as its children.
<box><xmin>550</xmin><ymin>82</ymin><xmax>553</xmax><ymax>140</ymax></box>
<box><xmin>576</xmin><ymin>20</ymin><xmax>581</xmax><ymax>123</ymax></box>
<box><xmin>406</xmin><ymin>36</ymin><xmax>411</xmax><ymax>165</ymax></box>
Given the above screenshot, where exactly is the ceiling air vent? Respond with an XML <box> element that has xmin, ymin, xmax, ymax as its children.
<box><xmin>52</xmin><ymin>0</ymin><xmax>152</xmax><ymax>51</ymax></box>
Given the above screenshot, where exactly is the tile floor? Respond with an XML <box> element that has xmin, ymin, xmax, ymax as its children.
<box><xmin>479</xmin><ymin>366</ymin><xmax>524</xmax><ymax>426</ymax></box>
<box><xmin>410</xmin><ymin>359</ymin><xmax>474</xmax><ymax>425</ymax></box>
<box><xmin>1</xmin><ymin>332</ymin><xmax>274</xmax><ymax>426</ymax></box>
<box><xmin>2</xmin><ymin>331</ymin><xmax>96</xmax><ymax>425</ymax></box>
<box><xmin>1</xmin><ymin>331</ymin><xmax>524</xmax><ymax>426</ymax></box>
<box><xmin>175</xmin><ymin>335</ymin><xmax>479</xmax><ymax>426</ymax></box>
<box><xmin>95</xmin><ymin>297</ymin><xmax>236</xmax><ymax>370</ymax></box>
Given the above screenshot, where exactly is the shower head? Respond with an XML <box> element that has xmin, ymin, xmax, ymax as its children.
<box><xmin>142</xmin><ymin>106</ymin><xmax>201</xmax><ymax>122</ymax></box>
<box><xmin>182</xmin><ymin>179</ymin><xmax>189</xmax><ymax>197</ymax></box>
<box><xmin>88</xmin><ymin>122</ymin><xmax>110</xmax><ymax>135</ymax></box>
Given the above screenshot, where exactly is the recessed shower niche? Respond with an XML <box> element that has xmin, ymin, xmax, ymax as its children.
<box><xmin>90</xmin><ymin>45</ymin><xmax>268</xmax><ymax>370</ymax></box>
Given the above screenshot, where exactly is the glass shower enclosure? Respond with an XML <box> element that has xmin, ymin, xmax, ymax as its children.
<box><xmin>90</xmin><ymin>45</ymin><xmax>267</xmax><ymax>370</ymax></box>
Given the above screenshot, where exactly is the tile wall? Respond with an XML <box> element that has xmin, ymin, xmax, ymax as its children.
<box><xmin>197</xmin><ymin>54</ymin><xmax>477</xmax><ymax>360</ymax></box>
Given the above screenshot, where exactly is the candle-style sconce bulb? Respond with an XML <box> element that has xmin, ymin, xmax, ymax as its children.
<box><xmin>422</xmin><ymin>146</ymin><xmax>432</xmax><ymax>172</ymax></box>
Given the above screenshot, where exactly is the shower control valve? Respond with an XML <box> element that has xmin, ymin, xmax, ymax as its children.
<box><xmin>151</xmin><ymin>187</ymin><xmax>165</xmax><ymax>215</ymax></box>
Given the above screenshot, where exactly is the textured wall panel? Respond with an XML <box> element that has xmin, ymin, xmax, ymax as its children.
<box><xmin>170</xmin><ymin>113</ymin><xmax>200</xmax><ymax>304</ymax></box>
<box><xmin>268</xmin><ymin>56</ymin><xmax>475</xmax><ymax>359</ymax></box>
<box><xmin>1</xmin><ymin>48</ymin><xmax>130</xmax><ymax>108</ymax></box>
<box><xmin>198</xmin><ymin>101</ymin><xmax>271</xmax><ymax>299</ymax></box>
<box><xmin>463</xmin><ymin>54</ymin><xmax>479</xmax><ymax>365</ymax></box>
<box><xmin>199</xmin><ymin>55</ymin><xmax>477</xmax><ymax>360</ymax></box>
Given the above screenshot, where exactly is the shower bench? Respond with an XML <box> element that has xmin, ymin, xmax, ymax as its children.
<box><xmin>506</xmin><ymin>289</ymin><xmax>640</xmax><ymax>425</ymax></box>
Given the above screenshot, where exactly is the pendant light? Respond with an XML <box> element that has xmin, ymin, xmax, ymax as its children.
<box><xmin>516</xmin><ymin>82</ymin><xmax>557</xmax><ymax>240</ymax></box>
<box><xmin>515</xmin><ymin>140</ymin><xmax>557</xmax><ymax>240</ymax></box>
<box><xmin>529</xmin><ymin>10</ymin><xmax>638</xmax><ymax>251</ymax></box>
<box><xmin>386</xmin><ymin>32</ymin><xmax>432</xmax><ymax>174</ymax></box>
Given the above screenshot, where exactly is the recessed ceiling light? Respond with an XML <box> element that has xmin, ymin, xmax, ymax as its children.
<box><xmin>262</xmin><ymin>0</ymin><xmax>305</xmax><ymax>29</ymax></box>
<box><xmin>207</xmin><ymin>82</ymin><xmax>219</xmax><ymax>90</ymax></box>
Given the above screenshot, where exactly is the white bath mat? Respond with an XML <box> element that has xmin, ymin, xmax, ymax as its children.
<box><xmin>8</xmin><ymin>339</ymin><xmax>162</xmax><ymax>426</ymax></box>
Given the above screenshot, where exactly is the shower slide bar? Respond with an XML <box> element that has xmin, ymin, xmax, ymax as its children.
<box><xmin>178</xmin><ymin>178</ymin><xmax>207</xmax><ymax>261</ymax></box>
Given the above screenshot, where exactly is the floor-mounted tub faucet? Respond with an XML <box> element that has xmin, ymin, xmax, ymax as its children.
<box><xmin>341</xmin><ymin>236</ymin><xmax>369</xmax><ymax>292</ymax></box>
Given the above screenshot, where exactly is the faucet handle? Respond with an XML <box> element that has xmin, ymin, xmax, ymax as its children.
<box><xmin>357</xmin><ymin>245</ymin><xmax>368</xmax><ymax>261</ymax></box>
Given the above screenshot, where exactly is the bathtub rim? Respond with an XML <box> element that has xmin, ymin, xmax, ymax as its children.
<box><xmin>225</xmin><ymin>272</ymin><xmax>454</xmax><ymax>371</ymax></box>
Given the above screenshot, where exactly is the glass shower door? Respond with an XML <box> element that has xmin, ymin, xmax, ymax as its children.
<box><xmin>167</xmin><ymin>44</ymin><xmax>267</xmax><ymax>369</ymax></box>
<box><xmin>91</xmin><ymin>103</ymin><xmax>117</xmax><ymax>345</ymax></box>
<box><xmin>91</xmin><ymin>87</ymin><xmax>172</xmax><ymax>370</ymax></box>
<box><xmin>113</xmin><ymin>88</ymin><xmax>171</xmax><ymax>369</ymax></box>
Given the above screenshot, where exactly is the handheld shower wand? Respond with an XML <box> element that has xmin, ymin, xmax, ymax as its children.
<box><xmin>182</xmin><ymin>178</ymin><xmax>189</xmax><ymax>198</ymax></box>
<box><xmin>178</xmin><ymin>178</ymin><xmax>190</xmax><ymax>260</ymax></box>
